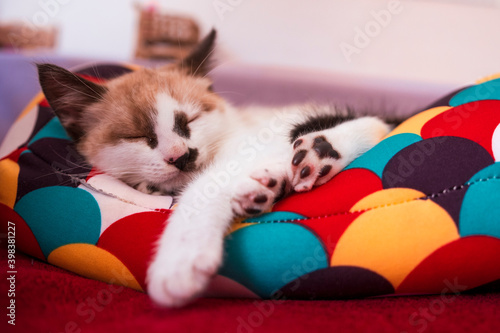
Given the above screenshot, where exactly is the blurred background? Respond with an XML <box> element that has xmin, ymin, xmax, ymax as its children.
<box><xmin>1</xmin><ymin>0</ymin><xmax>500</xmax><ymax>84</ymax></box>
<box><xmin>1</xmin><ymin>0</ymin><xmax>500</xmax><ymax>141</ymax></box>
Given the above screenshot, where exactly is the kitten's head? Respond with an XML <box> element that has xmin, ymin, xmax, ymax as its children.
<box><xmin>37</xmin><ymin>29</ymin><xmax>225</xmax><ymax>193</ymax></box>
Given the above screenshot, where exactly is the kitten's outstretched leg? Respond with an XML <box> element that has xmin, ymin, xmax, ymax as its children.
<box><xmin>147</xmin><ymin>157</ymin><xmax>291</xmax><ymax>307</ymax></box>
<box><xmin>290</xmin><ymin>117</ymin><xmax>390</xmax><ymax>192</ymax></box>
<box><xmin>146</xmin><ymin>170</ymin><xmax>232</xmax><ymax>307</ymax></box>
<box><xmin>145</xmin><ymin>153</ymin><xmax>286</xmax><ymax>306</ymax></box>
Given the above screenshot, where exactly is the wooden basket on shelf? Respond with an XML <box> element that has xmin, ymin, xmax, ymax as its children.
<box><xmin>135</xmin><ymin>6</ymin><xmax>200</xmax><ymax>60</ymax></box>
<box><xmin>0</xmin><ymin>22</ymin><xmax>57</xmax><ymax>51</ymax></box>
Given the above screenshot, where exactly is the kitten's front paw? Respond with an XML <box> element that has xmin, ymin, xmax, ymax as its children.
<box><xmin>231</xmin><ymin>167</ymin><xmax>289</xmax><ymax>216</ymax></box>
<box><xmin>147</xmin><ymin>231</ymin><xmax>222</xmax><ymax>307</ymax></box>
<box><xmin>291</xmin><ymin>134</ymin><xmax>340</xmax><ymax>192</ymax></box>
<box><xmin>135</xmin><ymin>182</ymin><xmax>165</xmax><ymax>196</ymax></box>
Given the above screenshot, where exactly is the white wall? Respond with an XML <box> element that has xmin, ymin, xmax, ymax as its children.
<box><xmin>2</xmin><ymin>0</ymin><xmax>500</xmax><ymax>85</ymax></box>
<box><xmin>0</xmin><ymin>0</ymin><xmax>137</xmax><ymax>59</ymax></box>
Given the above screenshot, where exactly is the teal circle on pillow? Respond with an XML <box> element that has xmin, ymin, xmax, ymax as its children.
<box><xmin>14</xmin><ymin>186</ymin><xmax>101</xmax><ymax>258</ymax></box>
<box><xmin>244</xmin><ymin>211</ymin><xmax>305</xmax><ymax>223</ymax></box>
<box><xmin>449</xmin><ymin>78</ymin><xmax>500</xmax><ymax>107</ymax></box>
<box><xmin>219</xmin><ymin>223</ymin><xmax>327</xmax><ymax>297</ymax></box>
<box><xmin>344</xmin><ymin>133</ymin><xmax>422</xmax><ymax>178</ymax></box>
<box><xmin>459</xmin><ymin>162</ymin><xmax>500</xmax><ymax>238</ymax></box>
<box><xmin>28</xmin><ymin>117</ymin><xmax>71</xmax><ymax>146</ymax></box>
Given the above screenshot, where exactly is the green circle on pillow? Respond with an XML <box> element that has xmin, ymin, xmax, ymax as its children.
<box><xmin>220</xmin><ymin>223</ymin><xmax>327</xmax><ymax>297</ymax></box>
<box><xmin>14</xmin><ymin>186</ymin><xmax>101</xmax><ymax>258</ymax></box>
<box><xmin>459</xmin><ymin>163</ymin><xmax>500</xmax><ymax>238</ymax></box>
<box><xmin>344</xmin><ymin>133</ymin><xmax>422</xmax><ymax>178</ymax></box>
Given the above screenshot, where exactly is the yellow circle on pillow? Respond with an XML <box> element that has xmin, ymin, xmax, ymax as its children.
<box><xmin>331</xmin><ymin>196</ymin><xmax>459</xmax><ymax>289</ymax></box>
<box><xmin>48</xmin><ymin>244</ymin><xmax>142</xmax><ymax>291</ymax></box>
<box><xmin>227</xmin><ymin>219</ymin><xmax>255</xmax><ymax>236</ymax></box>
<box><xmin>476</xmin><ymin>73</ymin><xmax>500</xmax><ymax>84</ymax></box>
<box><xmin>386</xmin><ymin>106</ymin><xmax>450</xmax><ymax>139</ymax></box>
<box><xmin>0</xmin><ymin>158</ymin><xmax>20</xmax><ymax>208</ymax></box>
<box><xmin>18</xmin><ymin>92</ymin><xmax>45</xmax><ymax>120</ymax></box>
<box><xmin>350</xmin><ymin>188</ymin><xmax>426</xmax><ymax>213</ymax></box>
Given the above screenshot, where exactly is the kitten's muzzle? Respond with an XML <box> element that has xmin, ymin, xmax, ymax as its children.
<box><xmin>166</xmin><ymin>152</ymin><xmax>190</xmax><ymax>171</ymax></box>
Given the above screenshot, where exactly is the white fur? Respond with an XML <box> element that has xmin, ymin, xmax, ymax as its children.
<box><xmin>91</xmin><ymin>92</ymin><xmax>224</xmax><ymax>194</ymax></box>
<box><xmin>156</xmin><ymin>93</ymin><xmax>189</xmax><ymax>162</ymax></box>
<box><xmin>146</xmin><ymin>98</ymin><xmax>392</xmax><ymax>307</ymax></box>
<box><xmin>93</xmin><ymin>141</ymin><xmax>179</xmax><ymax>186</ymax></box>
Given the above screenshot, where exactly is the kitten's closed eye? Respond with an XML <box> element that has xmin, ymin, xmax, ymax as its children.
<box><xmin>125</xmin><ymin>135</ymin><xmax>158</xmax><ymax>149</ymax></box>
<box><xmin>188</xmin><ymin>114</ymin><xmax>200</xmax><ymax>123</ymax></box>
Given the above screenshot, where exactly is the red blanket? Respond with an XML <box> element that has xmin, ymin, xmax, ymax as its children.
<box><xmin>2</xmin><ymin>251</ymin><xmax>499</xmax><ymax>333</ymax></box>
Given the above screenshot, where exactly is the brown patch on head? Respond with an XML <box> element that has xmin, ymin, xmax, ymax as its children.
<box><xmin>157</xmin><ymin>66</ymin><xmax>224</xmax><ymax>112</ymax></box>
<box><xmin>76</xmin><ymin>66</ymin><xmax>224</xmax><ymax>158</ymax></box>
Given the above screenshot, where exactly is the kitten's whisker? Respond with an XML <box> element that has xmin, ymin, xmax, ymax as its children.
<box><xmin>32</xmin><ymin>170</ymin><xmax>91</xmax><ymax>182</ymax></box>
<box><xmin>49</xmin><ymin>150</ymin><xmax>93</xmax><ymax>170</ymax></box>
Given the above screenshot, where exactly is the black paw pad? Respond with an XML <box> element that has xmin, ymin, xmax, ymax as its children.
<box><xmin>313</xmin><ymin>137</ymin><xmax>340</xmax><ymax>159</ymax></box>
<box><xmin>253</xmin><ymin>194</ymin><xmax>268</xmax><ymax>204</ymax></box>
<box><xmin>293</xmin><ymin>150</ymin><xmax>307</xmax><ymax>166</ymax></box>
<box><xmin>274</xmin><ymin>180</ymin><xmax>288</xmax><ymax>203</ymax></box>
<box><xmin>300</xmin><ymin>166</ymin><xmax>311</xmax><ymax>178</ymax></box>
<box><xmin>245</xmin><ymin>208</ymin><xmax>262</xmax><ymax>215</ymax></box>
<box><xmin>293</xmin><ymin>139</ymin><xmax>303</xmax><ymax>149</ymax></box>
<box><xmin>318</xmin><ymin>165</ymin><xmax>332</xmax><ymax>177</ymax></box>
<box><xmin>267</xmin><ymin>178</ymin><xmax>277</xmax><ymax>188</ymax></box>
<box><xmin>313</xmin><ymin>136</ymin><xmax>325</xmax><ymax>144</ymax></box>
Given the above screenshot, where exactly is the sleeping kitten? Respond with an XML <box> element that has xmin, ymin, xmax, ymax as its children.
<box><xmin>37</xmin><ymin>30</ymin><xmax>393</xmax><ymax>307</ymax></box>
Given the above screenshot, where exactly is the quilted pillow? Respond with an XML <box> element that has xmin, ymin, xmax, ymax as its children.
<box><xmin>1</xmin><ymin>64</ymin><xmax>500</xmax><ymax>299</ymax></box>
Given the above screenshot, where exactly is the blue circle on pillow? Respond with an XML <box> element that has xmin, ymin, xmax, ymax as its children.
<box><xmin>220</xmin><ymin>223</ymin><xmax>327</xmax><ymax>297</ymax></box>
<box><xmin>459</xmin><ymin>162</ymin><xmax>500</xmax><ymax>238</ymax></box>
<box><xmin>244</xmin><ymin>211</ymin><xmax>305</xmax><ymax>223</ymax></box>
<box><xmin>28</xmin><ymin>117</ymin><xmax>71</xmax><ymax>146</ymax></box>
<box><xmin>14</xmin><ymin>186</ymin><xmax>101</xmax><ymax>258</ymax></box>
<box><xmin>450</xmin><ymin>78</ymin><xmax>500</xmax><ymax>107</ymax></box>
<box><xmin>345</xmin><ymin>133</ymin><xmax>422</xmax><ymax>178</ymax></box>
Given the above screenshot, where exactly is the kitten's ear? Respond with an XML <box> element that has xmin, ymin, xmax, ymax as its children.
<box><xmin>37</xmin><ymin>63</ymin><xmax>107</xmax><ymax>141</ymax></box>
<box><xmin>181</xmin><ymin>29</ymin><xmax>216</xmax><ymax>77</ymax></box>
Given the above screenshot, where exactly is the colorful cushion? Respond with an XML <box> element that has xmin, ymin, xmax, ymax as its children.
<box><xmin>1</xmin><ymin>65</ymin><xmax>500</xmax><ymax>299</ymax></box>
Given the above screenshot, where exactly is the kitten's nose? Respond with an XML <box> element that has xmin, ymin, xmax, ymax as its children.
<box><xmin>165</xmin><ymin>151</ymin><xmax>190</xmax><ymax>171</ymax></box>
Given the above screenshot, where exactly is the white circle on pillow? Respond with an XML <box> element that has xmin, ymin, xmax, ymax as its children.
<box><xmin>0</xmin><ymin>106</ymin><xmax>38</xmax><ymax>158</ymax></box>
<box><xmin>492</xmin><ymin>123</ymin><xmax>500</xmax><ymax>162</ymax></box>
<box><xmin>79</xmin><ymin>174</ymin><xmax>174</xmax><ymax>235</ymax></box>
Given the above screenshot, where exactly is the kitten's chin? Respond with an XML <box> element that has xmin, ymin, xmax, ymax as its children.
<box><xmin>104</xmin><ymin>166</ymin><xmax>193</xmax><ymax>195</ymax></box>
<box><xmin>148</xmin><ymin>170</ymin><xmax>194</xmax><ymax>195</ymax></box>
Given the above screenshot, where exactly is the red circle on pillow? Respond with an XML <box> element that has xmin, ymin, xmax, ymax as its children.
<box><xmin>273</xmin><ymin>168</ymin><xmax>382</xmax><ymax>217</ymax></box>
<box><xmin>0</xmin><ymin>203</ymin><xmax>45</xmax><ymax>261</ymax></box>
<box><xmin>293</xmin><ymin>212</ymin><xmax>362</xmax><ymax>258</ymax></box>
<box><xmin>421</xmin><ymin>100</ymin><xmax>500</xmax><ymax>158</ymax></box>
<box><xmin>397</xmin><ymin>236</ymin><xmax>500</xmax><ymax>294</ymax></box>
<box><xmin>97</xmin><ymin>211</ymin><xmax>170</xmax><ymax>289</ymax></box>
